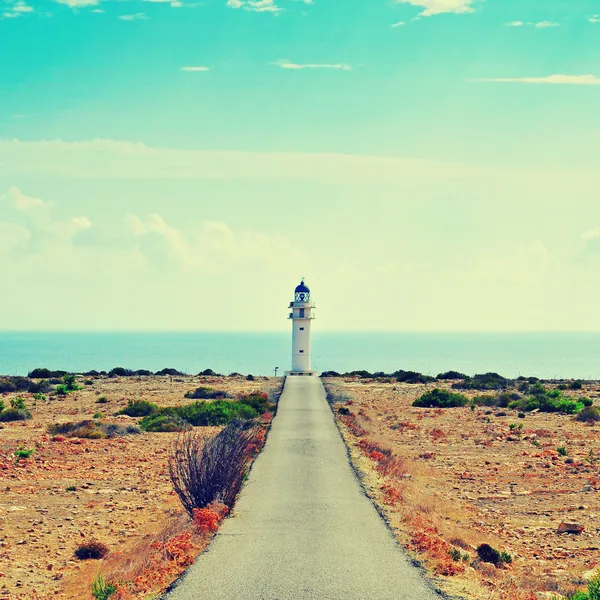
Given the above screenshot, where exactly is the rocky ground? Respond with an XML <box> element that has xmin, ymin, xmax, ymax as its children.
<box><xmin>0</xmin><ymin>374</ymin><xmax>272</xmax><ymax>600</ymax></box>
<box><xmin>327</xmin><ymin>378</ymin><xmax>600</xmax><ymax>600</ymax></box>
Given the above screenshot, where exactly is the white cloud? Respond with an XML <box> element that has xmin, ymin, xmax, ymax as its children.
<box><xmin>394</xmin><ymin>0</ymin><xmax>476</xmax><ymax>17</ymax></box>
<box><xmin>118</xmin><ymin>12</ymin><xmax>148</xmax><ymax>20</ymax></box>
<box><xmin>471</xmin><ymin>74</ymin><xmax>600</xmax><ymax>85</ymax></box>
<box><xmin>12</xmin><ymin>2</ymin><xmax>33</xmax><ymax>13</ymax></box>
<box><xmin>391</xmin><ymin>20</ymin><xmax>406</xmax><ymax>27</ymax></box>
<box><xmin>55</xmin><ymin>0</ymin><xmax>100</xmax><ymax>6</ymax></box>
<box><xmin>226</xmin><ymin>0</ymin><xmax>283</xmax><ymax>12</ymax></box>
<box><xmin>582</xmin><ymin>227</ymin><xmax>600</xmax><ymax>242</ymax></box>
<box><xmin>272</xmin><ymin>59</ymin><xmax>351</xmax><ymax>71</ymax></box>
<box><xmin>181</xmin><ymin>66</ymin><xmax>210</xmax><ymax>72</ymax></box>
<box><xmin>1</xmin><ymin>186</ymin><xmax>48</xmax><ymax>211</ymax></box>
<box><xmin>505</xmin><ymin>20</ymin><xmax>560</xmax><ymax>28</ymax></box>
<box><xmin>588</xmin><ymin>15</ymin><xmax>600</xmax><ymax>23</ymax></box>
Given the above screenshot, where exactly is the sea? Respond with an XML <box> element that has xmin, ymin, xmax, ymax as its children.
<box><xmin>1</xmin><ymin>332</ymin><xmax>600</xmax><ymax>380</ymax></box>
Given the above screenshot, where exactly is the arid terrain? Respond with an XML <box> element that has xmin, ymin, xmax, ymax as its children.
<box><xmin>0</xmin><ymin>373</ymin><xmax>275</xmax><ymax>600</ymax></box>
<box><xmin>326</xmin><ymin>377</ymin><xmax>600</xmax><ymax>600</ymax></box>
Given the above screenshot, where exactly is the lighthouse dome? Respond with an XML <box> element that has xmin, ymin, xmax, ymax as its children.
<box><xmin>294</xmin><ymin>280</ymin><xmax>310</xmax><ymax>302</ymax></box>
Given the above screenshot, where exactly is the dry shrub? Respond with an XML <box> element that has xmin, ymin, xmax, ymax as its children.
<box><xmin>74</xmin><ymin>539</ymin><xmax>109</xmax><ymax>560</ymax></box>
<box><xmin>169</xmin><ymin>420</ymin><xmax>259</xmax><ymax>516</ymax></box>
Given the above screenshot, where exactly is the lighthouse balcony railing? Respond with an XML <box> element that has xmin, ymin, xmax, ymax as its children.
<box><xmin>289</xmin><ymin>313</ymin><xmax>316</xmax><ymax>319</ymax></box>
<box><xmin>288</xmin><ymin>302</ymin><xmax>316</xmax><ymax>308</ymax></box>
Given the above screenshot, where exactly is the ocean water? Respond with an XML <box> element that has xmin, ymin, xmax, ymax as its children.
<box><xmin>1</xmin><ymin>332</ymin><xmax>600</xmax><ymax>380</ymax></box>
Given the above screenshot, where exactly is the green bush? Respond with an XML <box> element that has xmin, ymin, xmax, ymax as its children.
<box><xmin>239</xmin><ymin>391</ymin><xmax>272</xmax><ymax>413</ymax></box>
<box><xmin>11</xmin><ymin>397</ymin><xmax>27</xmax><ymax>410</ymax></box>
<box><xmin>454</xmin><ymin>372</ymin><xmax>509</xmax><ymax>391</ymax></box>
<box><xmin>139</xmin><ymin>414</ymin><xmax>190</xmax><ymax>433</ymax></box>
<box><xmin>96</xmin><ymin>396</ymin><xmax>109</xmax><ymax>404</ymax></box>
<box><xmin>198</xmin><ymin>368</ymin><xmax>220</xmax><ymax>376</ymax></box>
<box><xmin>0</xmin><ymin>400</ymin><xmax>4</xmax><ymax>413</ymax></box>
<box><xmin>108</xmin><ymin>367</ymin><xmax>135</xmax><ymax>377</ymax></box>
<box><xmin>569</xmin><ymin>380</ymin><xmax>583</xmax><ymax>390</ymax></box>
<box><xmin>48</xmin><ymin>420</ymin><xmax>139</xmax><ymax>439</ymax></box>
<box><xmin>184</xmin><ymin>387</ymin><xmax>227</xmax><ymax>400</ymax></box>
<box><xmin>472</xmin><ymin>392</ymin><xmax>518</xmax><ymax>408</ymax></box>
<box><xmin>117</xmin><ymin>400</ymin><xmax>158</xmax><ymax>417</ymax></box>
<box><xmin>557</xmin><ymin>446</ymin><xmax>568</xmax><ymax>456</ymax></box>
<box><xmin>155</xmin><ymin>368</ymin><xmax>184</xmax><ymax>376</ymax></box>
<box><xmin>0</xmin><ymin>409</ymin><xmax>32</xmax><ymax>422</ymax></box>
<box><xmin>28</xmin><ymin>368</ymin><xmax>67</xmax><ymax>379</ymax></box>
<box><xmin>91</xmin><ymin>573</ymin><xmax>117</xmax><ymax>600</ymax></box>
<box><xmin>436</xmin><ymin>371</ymin><xmax>467</xmax><ymax>380</ymax></box>
<box><xmin>562</xmin><ymin>571</ymin><xmax>600</xmax><ymax>600</ymax></box>
<box><xmin>93</xmin><ymin>412</ymin><xmax>104</xmax><ymax>419</ymax></box>
<box><xmin>413</xmin><ymin>389</ymin><xmax>469</xmax><ymax>408</ymax></box>
<box><xmin>140</xmin><ymin>400</ymin><xmax>260</xmax><ymax>431</ymax></box>
<box><xmin>63</xmin><ymin>374</ymin><xmax>81</xmax><ymax>391</ymax></box>
<box><xmin>14</xmin><ymin>446</ymin><xmax>34</xmax><ymax>459</ymax></box>
<box><xmin>581</xmin><ymin>397</ymin><xmax>594</xmax><ymax>407</ymax></box>
<box><xmin>509</xmin><ymin>385</ymin><xmax>584</xmax><ymax>414</ymax></box>
<box><xmin>576</xmin><ymin>406</ymin><xmax>600</xmax><ymax>423</ymax></box>
<box><xmin>393</xmin><ymin>370</ymin><xmax>435</xmax><ymax>384</ymax></box>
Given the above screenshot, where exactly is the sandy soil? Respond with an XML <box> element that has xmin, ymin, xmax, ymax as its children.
<box><xmin>0</xmin><ymin>374</ymin><xmax>274</xmax><ymax>600</ymax></box>
<box><xmin>327</xmin><ymin>378</ymin><xmax>600</xmax><ymax>600</ymax></box>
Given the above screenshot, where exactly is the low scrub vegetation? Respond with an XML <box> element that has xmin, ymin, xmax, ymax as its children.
<box><xmin>184</xmin><ymin>386</ymin><xmax>228</xmax><ymax>400</ymax></box>
<box><xmin>0</xmin><ymin>397</ymin><xmax>32</xmax><ymax>422</ymax></box>
<box><xmin>117</xmin><ymin>400</ymin><xmax>158</xmax><ymax>417</ymax></box>
<box><xmin>128</xmin><ymin>392</ymin><xmax>275</xmax><ymax>432</ymax></box>
<box><xmin>91</xmin><ymin>573</ymin><xmax>118</xmax><ymax>600</ymax></box>
<box><xmin>169</xmin><ymin>420</ymin><xmax>262</xmax><ymax>516</ymax></box>
<box><xmin>28</xmin><ymin>368</ymin><xmax>68</xmax><ymax>379</ymax></box>
<box><xmin>140</xmin><ymin>400</ymin><xmax>259</xmax><ymax>431</ymax></box>
<box><xmin>48</xmin><ymin>420</ymin><xmax>140</xmax><ymax>439</ymax></box>
<box><xmin>508</xmin><ymin>383</ymin><xmax>584</xmax><ymax>414</ymax></box>
<box><xmin>557</xmin><ymin>572</ymin><xmax>600</xmax><ymax>600</ymax></box>
<box><xmin>453</xmin><ymin>372</ymin><xmax>510</xmax><ymax>391</ymax></box>
<box><xmin>55</xmin><ymin>373</ymin><xmax>82</xmax><ymax>396</ymax></box>
<box><xmin>436</xmin><ymin>370</ymin><xmax>467</xmax><ymax>380</ymax></box>
<box><xmin>576</xmin><ymin>405</ymin><xmax>600</xmax><ymax>423</ymax></box>
<box><xmin>74</xmin><ymin>539</ymin><xmax>109</xmax><ymax>560</ymax></box>
<box><xmin>413</xmin><ymin>389</ymin><xmax>469</xmax><ymax>408</ymax></box>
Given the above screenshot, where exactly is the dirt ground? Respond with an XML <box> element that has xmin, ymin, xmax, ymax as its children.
<box><xmin>0</xmin><ymin>374</ymin><xmax>273</xmax><ymax>600</ymax></box>
<box><xmin>327</xmin><ymin>378</ymin><xmax>600</xmax><ymax>600</ymax></box>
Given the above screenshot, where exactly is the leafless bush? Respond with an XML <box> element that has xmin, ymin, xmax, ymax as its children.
<box><xmin>169</xmin><ymin>420</ymin><xmax>258</xmax><ymax>517</ymax></box>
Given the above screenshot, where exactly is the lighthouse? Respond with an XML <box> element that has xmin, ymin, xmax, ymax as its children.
<box><xmin>286</xmin><ymin>279</ymin><xmax>317</xmax><ymax>376</ymax></box>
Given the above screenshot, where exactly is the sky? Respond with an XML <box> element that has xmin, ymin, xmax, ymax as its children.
<box><xmin>1</xmin><ymin>0</ymin><xmax>600</xmax><ymax>332</ymax></box>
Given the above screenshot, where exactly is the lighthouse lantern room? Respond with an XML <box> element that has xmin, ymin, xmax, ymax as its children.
<box><xmin>286</xmin><ymin>279</ymin><xmax>317</xmax><ymax>377</ymax></box>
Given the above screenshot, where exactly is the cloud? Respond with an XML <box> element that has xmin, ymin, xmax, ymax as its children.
<box><xmin>118</xmin><ymin>12</ymin><xmax>148</xmax><ymax>19</ymax></box>
<box><xmin>471</xmin><ymin>74</ymin><xmax>600</xmax><ymax>85</ymax></box>
<box><xmin>271</xmin><ymin>59</ymin><xmax>351</xmax><ymax>71</ymax></box>
<box><xmin>588</xmin><ymin>15</ymin><xmax>600</xmax><ymax>23</ymax></box>
<box><xmin>180</xmin><ymin>66</ymin><xmax>210</xmax><ymax>72</ymax></box>
<box><xmin>55</xmin><ymin>0</ymin><xmax>99</xmax><ymax>6</ymax></box>
<box><xmin>1</xmin><ymin>0</ymin><xmax>34</xmax><ymax>17</ymax></box>
<box><xmin>391</xmin><ymin>20</ymin><xmax>406</xmax><ymax>27</ymax></box>
<box><xmin>582</xmin><ymin>227</ymin><xmax>600</xmax><ymax>242</ymax></box>
<box><xmin>226</xmin><ymin>0</ymin><xmax>283</xmax><ymax>13</ymax></box>
<box><xmin>505</xmin><ymin>20</ymin><xmax>560</xmax><ymax>28</ymax></box>
<box><xmin>2</xmin><ymin>186</ymin><xmax>48</xmax><ymax>211</ymax></box>
<box><xmin>0</xmin><ymin>187</ymin><xmax>92</xmax><ymax>258</ymax></box>
<box><xmin>394</xmin><ymin>0</ymin><xmax>476</xmax><ymax>17</ymax></box>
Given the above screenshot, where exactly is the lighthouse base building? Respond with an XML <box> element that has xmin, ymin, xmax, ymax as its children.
<box><xmin>285</xmin><ymin>280</ymin><xmax>318</xmax><ymax>377</ymax></box>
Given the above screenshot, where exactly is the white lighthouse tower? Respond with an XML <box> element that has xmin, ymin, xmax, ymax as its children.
<box><xmin>286</xmin><ymin>279</ymin><xmax>317</xmax><ymax>377</ymax></box>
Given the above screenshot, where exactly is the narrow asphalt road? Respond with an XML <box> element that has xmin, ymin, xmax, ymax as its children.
<box><xmin>164</xmin><ymin>377</ymin><xmax>439</xmax><ymax>600</ymax></box>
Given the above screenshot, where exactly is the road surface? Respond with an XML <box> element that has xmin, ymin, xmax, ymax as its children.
<box><xmin>164</xmin><ymin>376</ymin><xmax>439</xmax><ymax>600</ymax></box>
